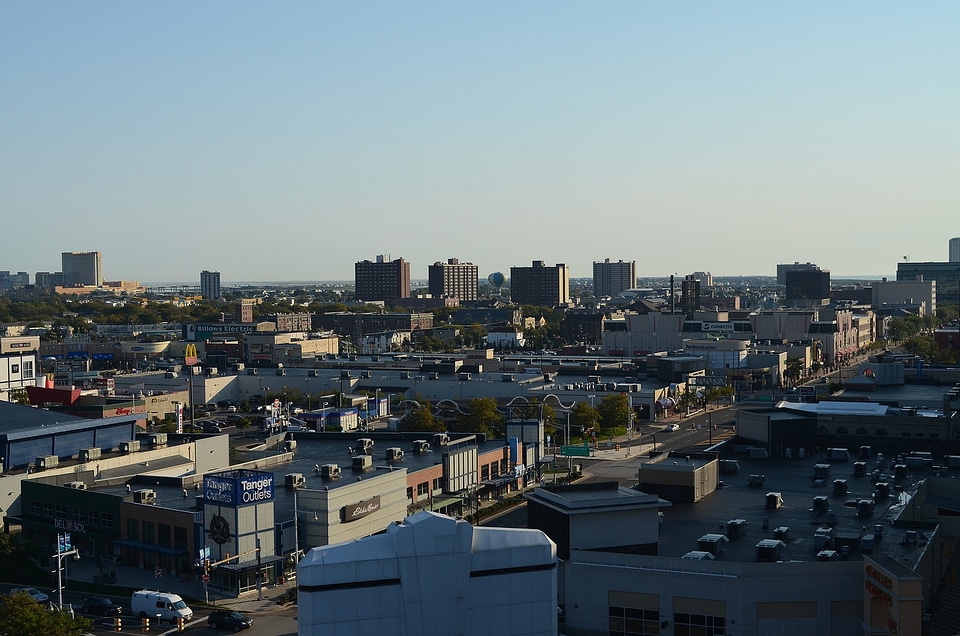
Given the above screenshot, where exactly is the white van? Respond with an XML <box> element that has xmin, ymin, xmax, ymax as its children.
<box><xmin>130</xmin><ymin>590</ymin><xmax>193</xmax><ymax>623</ymax></box>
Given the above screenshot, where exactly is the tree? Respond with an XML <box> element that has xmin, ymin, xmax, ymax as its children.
<box><xmin>784</xmin><ymin>357</ymin><xmax>804</xmax><ymax>386</ymax></box>
<box><xmin>0</xmin><ymin>592</ymin><xmax>92</xmax><ymax>636</ymax></box>
<box><xmin>402</xmin><ymin>400</ymin><xmax>445</xmax><ymax>433</ymax></box>
<box><xmin>597</xmin><ymin>393</ymin><xmax>629</xmax><ymax>432</ymax></box>
<box><xmin>569</xmin><ymin>400</ymin><xmax>600</xmax><ymax>438</ymax></box>
<box><xmin>454</xmin><ymin>397</ymin><xmax>504</xmax><ymax>437</ymax></box>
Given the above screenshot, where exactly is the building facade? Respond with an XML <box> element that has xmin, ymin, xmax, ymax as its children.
<box><xmin>897</xmin><ymin>261</ymin><xmax>960</xmax><ymax>306</ymax></box>
<box><xmin>61</xmin><ymin>252</ymin><xmax>103</xmax><ymax>287</ymax></box>
<box><xmin>428</xmin><ymin>258</ymin><xmax>478</xmax><ymax>302</ymax></box>
<box><xmin>510</xmin><ymin>261</ymin><xmax>570</xmax><ymax>307</ymax></box>
<box><xmin>784</xmin><ymin>267</ymin><xmax>830</xmax><ymax>307</ymax></box>
<box><xmin>355</xmin><ymin>255</ymin><xmax>411</xmax><ymax>302</ymax></box>
<box><xmin>200</xmin><ymin>270</ymin><xmax>221</xmax><ymax>300</ymax></box>
<box><xmin>950</xmin><ymin>237</ymin><xmax>960</xmax><ymax>263</ymax></box>
<box><xmin>593</xmin><ymin>259</ymin><xmax>636</xmax><ymax>297</ymax></box>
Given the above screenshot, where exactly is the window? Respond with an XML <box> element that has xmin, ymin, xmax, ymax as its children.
<box><xmin>23</xmin><ymin>361</ymin><xmax>33</xmax><ymax>378</ymax></box>
<box><xmin>876</xmin><ymin>429</ymin><xmax>888</xmax><ymax>436</ymax></box>
<box><xmin>836</xmin><ymin>427</ymin><xmax>848</xmax><ymax>435</ymax></box>
<box><xmin>30</xmin><ymin>500</ymin><xmax>41</xmax><ymax>515</ymax></box>
<box><xmin>127</xmin><ymin>518</ymin><xmax>139</xmax><ymax>542</ymax></box>
<box><xmin>44</xmin><ymin>503</ymin><xmax>54</xmax><ymax>517</ymax></box>
<box><xmin>74</xmin><ymin>508</ymin><xmax>84</xmax><ymax>523</ymax></box>
<box><xmin>406</xmin><ymin>487</ymin><xmax>413</xmax><ymax>502</ymax></box>
<box><xmin>417</xmin><ymin>482</ymin><xmax>429</xmax><ymax>497</ymax></box>
<box><xmin>674</xmin><ymin>613</ymin><xmax>725</xmax><ymax>636</ymax></box>
<box><xmin>432</xmin><ymin>478</ymin><xmax>442</xmax><ymax>491</ymax></box>
<box><xmin>101</xmin><ymin>512</ymin><xmax>114</xmax><ymax>528</ymax></box>
<box><xmin>481</xmin><ymin>465</ymin><xmax>490</xmax><ymax>481</ymax></box>
<box><xmin>10</xmin><ymin>364</ymin><xmax>19</xmax><ymax>373</ymax></box>
<box><xmin>609</xmin><ymin>606</ymin><xmax>660</xmax><ymax>635</ymax></box>
<box><xmin>55</xmin><ymin>504</ymin><xmax>68</xmax><ymax>518</ymax></box>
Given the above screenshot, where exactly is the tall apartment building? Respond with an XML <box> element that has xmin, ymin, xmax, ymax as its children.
<box><xmin>355</xmin><ymin>255</ymin><xmax>411</xmax><ymax>302</ymax></box>
<box><xmin>784</xmin><ymin>267</ymin><xmax>831</xmax><ymax>307</ymax></box>
<box><xmin>510</xmin><ymin>261</ymin><xmax>570</xmax><ymax>307</ymax></box>
<box><xmin>61</xmin><ymin>251</ymin><xmax>102</xmax><ymax>287</ymax></box>
<box><xmin>950</xmin><ymin>237</ymin><xmax>960</xmax><ymax>263</ymax></box>
<box><xmin>592</xmin><ymin>259</ymin><xmax>636</xmax><ymax>297</ymax></box>
<box><xmin>428</xmin><ymin>258</ymin><xmax>478</xmax><ymax>302</ymax></box>
<box><xmin>200</xmin><ymin>270</ymin><xmax>221</xmax><ymax>300</ymax></box>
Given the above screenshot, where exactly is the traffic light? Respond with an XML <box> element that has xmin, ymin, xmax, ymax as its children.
<box><xmin>204</xmin><ymin>559</ymin><xmax>210</xmax><ymax>572</ymax></box>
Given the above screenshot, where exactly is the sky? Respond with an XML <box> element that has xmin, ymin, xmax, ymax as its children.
<box><xmin>2</xmin><ymin>2</ymin><xmax>958</xmax><ymax>284</ymax></box>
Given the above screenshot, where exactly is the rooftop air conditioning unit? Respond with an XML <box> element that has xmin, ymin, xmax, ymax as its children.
<box><xmin>79</xmin><ymin>447</ymin><xmax>101</xmax><ymax>462</ymax></box>
<box><xmin>64</xmin><ymin>481</ymin><xmax>86</xmax><ymax>490</ymax></box>
<box><xmin>134</xmin><ymin>489</ymin><xmax>156</xmax><ymax>504</ymax></box>
<box><xmin>149</xmin><ymin>433</ymin><xmax>167</xmax><ymax>447</ymax></box>
<box><xmin>412</xmin><ymin>440</ymin><xmax>430</xmax><ymax>453</ymax></box>
<box><xmin>36</xmin><ymin>455</ymin><xmax>59</xmax><ymax>470</ymax></box>
<box><xmin>119</xmin><ymin>440</ymin><xmax>140</xmax><ymax>454</ymax></box>
<box><xmin>285</xmin><ymin>473</ymin><xmax>306</xmax><ymax>489</ymax></box>
<box><xmin>322</xmin><ymin>464</ymin><xmax>342</xmax><ymax>478</ymax></box>
<box><xmin>357</xmin><ymin>438</ymin><xmax>374</xmax><ymax>453</ymax></box>
<box><xmin>433</xmin><ymin>433</ymin><xmax>449</xmax><ymax>447</ymax></box>
<box><xmin>386</xmin><ymin>447</ymin><xmax>404</xmax><ymax>461</ymax></box>
<box><xmin>352</xmin><ymin>455</ymin><xmax>373</xmax><ymax>471</ymax></box>
<box><xmin>284</xmin><ymin>440</ymin><xmax>297</xmax><ymax>452</ymax></box>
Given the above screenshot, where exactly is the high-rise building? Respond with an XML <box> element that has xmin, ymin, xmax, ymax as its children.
<box><xmin>592</xmin><ymin>259</ymin><xmax>636</xmax><ymax>297</ymax></box>
<box><xmin>428</xmin><ymin>258</ymin><xmax>478</xmax><ymax>302</ymax></box>
<box><xmin>681</xmin><ymin>275</ymin><xmax>701</xmax><ymax>316</ymax></box>
<box><xmin>784</xmin><ymin>267</ymin><xmax>830</xmax><ymax>307</ymax></box>
<box><xmin>61</xmin><ymin>251</ymin><xmax>102</xmax><ymax>287</ymax></box>
<box><xmin>200</xmin><ymin>270</ymin><xmax>221</xmax><ymax>300</ymax></box>
<box><xmin>776</xmin><ymin>262</ymin><xmax>819</xmax><ymax>286</ymax></box>
<box><xmin>355</xmin><ymin>255</ymin><xmax>411</xmax><ymax>302</ymax></box>
<box><xmin>35</xmin><ymin>271</ymin><xmax>64</xmax><ymax>288</ymax></box>
<box><xmin>0</xmin><ymin>271</ymin><xmax>29</xmax><ymax>294</ymax></box>
<box><xmin>950</xmin><ymin>237</ymin><xmax>960</xmax><ymax>263</ymax></box>
<box><xmin>510</xmin><ymin>261</ymin><xmax>570</xmax><ymax>307</ymax></box>
<box><xmin>898</xmin><ymin>261</ymin><xmax>960</xmax><ymax>305</ymax></box>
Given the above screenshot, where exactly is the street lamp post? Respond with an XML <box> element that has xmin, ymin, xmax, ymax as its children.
<box><xmin>52</xmin><ymin>533</ymin><xmax>78</xmax><ymax>611</ymax></box>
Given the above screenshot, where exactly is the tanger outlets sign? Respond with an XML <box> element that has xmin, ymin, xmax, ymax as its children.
<box><xmin>343</xmin><ymin>496</ymin><xmax>381</xmax><ymax>523</ymax></box>
<box><xmin>203</xmin><ymin>472</ymin><xmax>274</xmax><ymax>507</ymax></box>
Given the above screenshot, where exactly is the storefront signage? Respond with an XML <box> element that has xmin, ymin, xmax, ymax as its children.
<box><xmin>203</xmin><ymin>472</ymin><xmax>274</xmax><ymax>506</ymax></box>
<box><xmin>343</xmin><ymin>496</ymin><xmax>380</xmax><ymax>522</ymax></box>
<box><xmin>54</xmin><ymin>518</ymin><xmax>84</xmax><ymax>533</ymax></box>
<box><xmin>865</xmin><ymin>580</ymin><xmax>893</xmax><ymax>607</ymax></box>
<box><xmin>702</xmin><ymin>322</ymin><xmax>735</xmax><ymax>332</ymax></box>
<box><xmin>866</xmin><ymin>564</ymin><xmax>893</xmax><ymax>589</ymax></box>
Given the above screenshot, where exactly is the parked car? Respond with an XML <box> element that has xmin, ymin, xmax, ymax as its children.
<box><xmin>202</xmin><ymin>422</ymin><xmax>224</xmax><ymax>434</ymax></box>
<box><xmin>10</xmin><ymin>587</ymin><xmax>49</xmax><ymax>603</ymax></box>
<box><xmin>665</xmin><ymin>423</ymin><xmax>680</xmax><ymax>432</ymax></box>
<box><xmin>226</xmin><ymin>405</ymin><xmax>237</xmax><ymax>413</ymax></box>
<box><xmin>81</xmin><ymin>596</ymin><xmax>123</xmax><ymax>616</ymax></box>
<box><xmin>207</xmin><ymin>609</ymin><xmax>253</xmax><ymax>631</ymax></box>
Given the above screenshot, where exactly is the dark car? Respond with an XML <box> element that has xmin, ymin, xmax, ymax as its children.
<box><xmin>207</xmin><ymin>610</ymin><xmax>253</xmax><ymax>631</ymax></box>
<box><xmin>80</xmin><ymin>596</ymin><xmax>123</xmax><ymax>616</ymax></box>
<box><xmin>202</xmin><ymin>422</ymin><xmax>224</xmax><ymax>433</ymax></box>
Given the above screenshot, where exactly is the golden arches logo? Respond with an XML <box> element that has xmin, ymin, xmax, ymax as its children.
<box><xmin>184</xmin><ymin>344</ymin><xmax>199</xmax><ymax>366</ymax></box>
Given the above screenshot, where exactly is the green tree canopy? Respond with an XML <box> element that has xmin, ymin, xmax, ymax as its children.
<box><xmin>596</xmin><ymin>393</ymin><xmax>629</xmax><ymax>432</ymax></box>
<box><xmin>454</xmin><ymin>397</ymin><xmax>505</xmax><ymax>437</ymax></box>
<box><xmin>0</xmin><ymin>593</ymin><xmax>92</xmax><ymax>636</ymax></box>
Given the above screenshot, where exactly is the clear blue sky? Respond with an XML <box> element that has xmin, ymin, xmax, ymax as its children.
<box><xmin>2</xmin><ymin>2</ymin><xmax>958</xmax><ymax>284</ymax></box>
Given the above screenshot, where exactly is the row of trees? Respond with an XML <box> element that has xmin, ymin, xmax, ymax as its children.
<box><xmin>399</xmin><ymin>394</ymin><xmax>634</xmax><ymax>442</ymax></box>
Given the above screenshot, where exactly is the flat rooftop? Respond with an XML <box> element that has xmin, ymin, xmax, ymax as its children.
<box><xmin>655</xmin><ymin>450</ymin><xmax>932</xmax><ymax>566</ymax></box>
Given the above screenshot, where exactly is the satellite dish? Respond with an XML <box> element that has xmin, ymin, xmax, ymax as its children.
<box><xmin>487</xmin><ymin>272</ymin><xmax>505</xmax><ymax>292</ymax></box>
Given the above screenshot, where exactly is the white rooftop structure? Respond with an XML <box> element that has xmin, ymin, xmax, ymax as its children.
<box><xmin>298</xmin><ymin>510</ymin><xmax>557</xmax><ymax>636</ymax></box>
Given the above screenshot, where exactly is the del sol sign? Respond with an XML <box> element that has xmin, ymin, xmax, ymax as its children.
<box><xmin>343</xmin><ymin>496</ymin><xmax>380</xmax><ymax>523</ymax></box>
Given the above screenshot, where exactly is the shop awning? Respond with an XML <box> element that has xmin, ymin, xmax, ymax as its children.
<box><xmin>112</xmin><ymin>540</ymin><xmax>187</xmax><ymax>556</ymax></box>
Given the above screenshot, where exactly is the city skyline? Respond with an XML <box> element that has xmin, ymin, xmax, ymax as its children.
<box><xmin>3</xmin><ymin>3</ymin><xmax>958</xmax><ymax>282</ymax></box>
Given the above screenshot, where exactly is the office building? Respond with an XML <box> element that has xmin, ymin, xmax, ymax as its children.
<box><xmin>200</xmin><ymin>270</ymin><xmax>221</xmax><ymax>300</ymax></box>
<box><xmin>34</xmin><ymin>271</ymin><xmax>64</xmax><ymax>289</ymax></box>
<box><xmin>776</xmin><ymin>261</ymin><xmax>819</xmax><ymax>286</ymax></box>
<box><xmin>510</xmin><ymin>261</ymin><xmax>570</xmax><ymax>307</ymax></box>
<box><xmin>428</xmin><ymin>258</ymin><xmax>478</xmax><ymax>302</ymax></box>
<box><xmin>872</xmin><ymin>277</ymin><xmax>936</xmax><ymax>317</ymax></box>
<box><xmin>950</xmin><ymin>237</ymin><xmax>960</xmax><ymax>263</ymax></box>
<box><xmin>355</xmin><ymin>255</ymin><xmax>411</xmax><ymax>302</ymax></box>
<box><xmin>61</xmin><ymin>251</ymin><xmax>102</xmax><ymax>287</ymax></box>
<box><xmin>897</xmin><ymin>261</ymin><xmax>960</xmax><ymax>306</ymax></box>
<box><xmin>0</xmin><ymin>271</ymin><xmax>28</xmax><ymax>295</ymax></box>
<box><xmin>593</xmin><ymin>259</ymin><xmax>636</xmax><ymax>297</ymax></box>
<box><xmin>784</xmin><ymin>267</ymin><xmax>830</xmax><ymax>307</ymax></box>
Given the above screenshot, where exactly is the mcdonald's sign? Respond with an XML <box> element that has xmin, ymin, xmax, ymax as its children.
<box><xmin>184</xmin><ymin>344</ymin><xmax>199</xmax><ymax>366</ymax></box>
